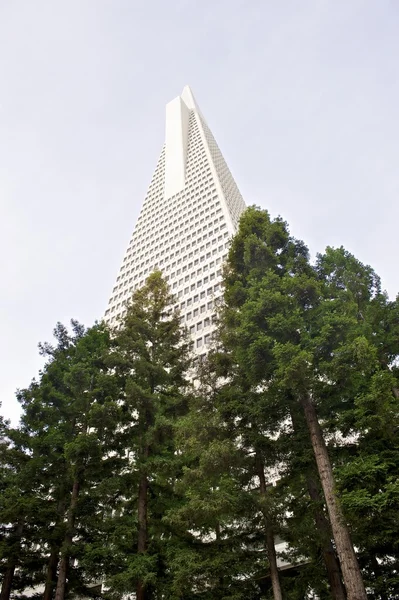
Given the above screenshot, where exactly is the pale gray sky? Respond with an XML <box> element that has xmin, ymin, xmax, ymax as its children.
<box><xmin>1</xmin><ymin>1</ymin><xmax>398</xmax><ymax>424</ymax></box>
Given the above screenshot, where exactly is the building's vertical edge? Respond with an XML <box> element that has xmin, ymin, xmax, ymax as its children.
<box><xmin>165</xmin><ymin>97</ymin><xmax>190</xmax><ymax>199</ymax></box>
<box><xmin>193</xmin><ymin>111</ymin><xmax>236</xmax><ymax>236</ymax></box>
<box><xmin>181</xmin><ymin>85</ymin><xmax>197</xmax><ymax>110</ymax></box>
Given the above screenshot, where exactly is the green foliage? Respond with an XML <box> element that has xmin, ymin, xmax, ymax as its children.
<box><xmin>1</xmin><ymin>321</ymin><xmax>122</xmax><ymax>599</ymax></box>
<box><xmin>218</xmin><ymin>206</ymin><xmax>399</xmax><ymax>599</ymax></box>
<box><xmin>2</xmin><ymin>213</ymin><xmax>399</xmax><ymax>600</ymax></box>
<box><xmin>163</xmin><ymin>382</ymin><xmax>268</xmax><ymax>600</ymax></box>
<box><xmin>336</xmin><ymin>369</ymin><xmax>399</xmax><ymax>597</ymax></box>
<box><xmin>95</xmin><ymin>272</ymin><xmax>194</xmax><ymax>598</ymax></box>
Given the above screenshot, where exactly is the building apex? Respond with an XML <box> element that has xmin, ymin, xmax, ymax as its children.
<box><xmin>181</xmin><ymin>85</ymin><xmax>197</xmax><ymax>110</ymax></box>
<box><xmin>104</xmin><ymin>85</ymin><xmax>246</xmax><ymax>328</ymax></box>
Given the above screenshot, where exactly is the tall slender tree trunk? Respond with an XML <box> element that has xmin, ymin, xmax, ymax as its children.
<box><xmin>300</xmin><ymin>394</ymin><xmax>367</xmax><ymax>600</ymax></box>
<box><xmin>215</xmin><ymin>522</ymin><xmax>227</xmax><ymax>591</ymax></box>
<box><xmin>0</xmin><ymin>563</ymin><xmax>16</xmax><ymax>600</ymax></box>
<box><xmin>290</xmin><ymin>407</ymin><xmax>346</xmax><ymax>600</ymax></box>
<box><xmin>257</xmin><ymin>456</ymin><xmax>283</xmax><ymax>600</ymax></box>
<box><xmin>136</xmin><ymin>467</ymin><xmax>149</xmax><ymax>600</ymax></box>
<box><xmin>0</xmin><ymin>522</ymin><xmax>24</xmax><ymax>600</ymax></box>
<box><xmin>43</xmin><ymin>546</ymin><xmax>60</xmax><ymax>600</ymax></box>
<box><xmin>306</xmin><ymin>475</ymin><xmax>347</xmax><ymax>600</ymax></box>
<box><xmin>54</xmin><ymin>479</ymin><xmax>80</xmax><ymax>600</ymax></box>
<box><xmin>44</xmin><ymin>496</ymin><xmax>66</xmax><ymax>600</ymax></box>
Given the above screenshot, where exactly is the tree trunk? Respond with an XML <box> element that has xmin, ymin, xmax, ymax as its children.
<box><xmin>136</xmin><ymin>581</ymin><xmax>146</xmax><ymax>600</ymax></box>
<box><xmin>44</xmin><ymin>495</ymin><xmax>66</xmax><ymax>600</ymax></box>
<box><xmin>0</xmin><ymin>564</ymin><xmax>15</xmax><ymax>600</ymax></box>
<box><xmin>43</xmin><ymin>547</ymin><xmax>60</xmax><ymax>600</ymax></box>
<box><xmin>215</xmin><ymin>522</ymin><xmax>227</xmax><ymax>591</ymax></box>
<box><xmin>0</xmin><ymin>522</ymin><xmax>24</xmax><ymax>600</ymax></box>
<box><xmin>257</xmin><ymin>456</ymin><xmax>283</xmax><ymax>600</ymax></box>
<box><xmin>306</xmin><ymin>474</ymin><xmax>347</xmax><ymax>600</ymax></box>
<box><xmin>136</xmin><ymin>470</ymin><xmax>149</xmax><ymax>600</ymax></box>
<box><xmin>290</xmin><ymin>406</ymin><xmax>346</xmax><ymax>599</ymax></box>
<box><xmin>300</xmin><ymin>394</ymin><xmax>367</xmax><ymax>600</ymax></box>
<box><xmin>54</xmin><ymin>479</ymin><xmax>80</xmax><ymax>600</ymax></box>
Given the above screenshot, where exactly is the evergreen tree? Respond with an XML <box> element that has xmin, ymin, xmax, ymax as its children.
<box><xmin>0</xmin><ymin>412</ymin><xmax>30</xmax><ymax>600</ymax></box>
<box><xmin>209</xmin><ymin>357</ymin><xmax>286</xmax><ymax>600</ymax></box>
<box><xmin>0</xmin><ymin>407</ymin><xmax>52</xmax><ymax>600</ymax></box>
<box><xmin>165</xmin><ymin>363</ymin><xmax>269</xmax><ymax>600</ymax></box>
<box><xmin>314</xmin><ymin>247</ymin><xmax>399</xmax><ymax>598</ymax></box>
<box><xmin>337</xmin><ymin>370</ymin><xmax>399</xmax><ymax>599</ymax></box>
<box><xmin>100</xmin><ymin>272</ymin><xmax>193</xmax><ymax>600</ymax></box>
<box><xmin>275</xmin><ymin>406</ymin><xmax>346</xmax><ymax>600</ymax></box>
<box><xmin>2</xmin><ymin>213</ymin><xmax>397</xmax><ymax>600</ymax></box>
<box><xmin>14</xmin><ymin>321</ymin><xmax>121</xmax><ymax>600</ymax></box>
<box><xmin>218</xmin><ymin>206</ymin><xmax>368</xmax><ymax>600</ymax></box>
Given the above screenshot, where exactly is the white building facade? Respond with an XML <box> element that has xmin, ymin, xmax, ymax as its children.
<box><xmin>104</xmin><ymin>86</ymin><xmax>246</xmax><ymax>352</ymax></box>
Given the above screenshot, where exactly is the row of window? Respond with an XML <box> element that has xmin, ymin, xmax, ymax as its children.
<box><xmin>172</xmin><ymin>269</ymin><xmax>221</xmax><ymax>291</ymax></box>
<box><xmin>195</xmin><ymin>334</ymin><xmax>212</xmax><ymax>348</ymax></box>
<box><xmin>170</xmin><ymin>261</ymin><xmax>222</xmax><ymax>281</ymax></box>
<box><xmin>174</xmin><ymin>282</ymin><xmax>220</xmax><ymax>301</ymax></box>
<box><xmin>141</xmin><ymin>185</ymin><xmax>216</xmax><ymax>233</ymax></box>
<box><xmin>144</xmin><ymin>177</ymin><xmax>215</xmax><ymax>227</ymax></box>
<box><xmin>178</xmin><ymin>298</ymin><xmax>214</xmax><ymax>312</ymax></box>
<box><xmin>111</xmin><ymin>247</ymin><xmax>227</xmax><ymax>305</ymax></box>
<box><xmin>136</xmin><ymin>196</ymin><xmax>220</xmax><ymax>238</ymax></box>
<box><xmin>112</xmin><ymin>258</ymin><xmax>222</xmax><ymax>302</ymax></box>
<box><xmin>124</xmin><ymin>196</ymin><xmax>221</xmax><ymax>272</ymax></box>
<box><xmin>113</xmin><ymin>234</ymin><xmax>229</xmax><ymax>297</ymax></box>
<box><xmin>134</xmin><ymin>191</ymin><xmax>219</xmax><ymax>248</ymax></box>
<box><xmin>185</xmin><ymin>314</ymin><xmax>212</xmax><ymax>329</ymax></box>
<box><xmin>123</xmin><ymin>211</ymin><xmax>223</xmax><ymax>271</ymax></box>
<box><xmin>107</xmin><ymin>276</ymin><xmax>221</xmax><ymax>316</ymax></box>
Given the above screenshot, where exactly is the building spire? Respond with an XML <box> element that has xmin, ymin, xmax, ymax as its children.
<box><xmin>181</xmin><ymin>85</ymin><xmax>197</xmax><ymax>110</ymax></box>
<box><xmin>104</xmin><ymin>86</ymin><xmax>246</xmax><ymax>336</ymax></box>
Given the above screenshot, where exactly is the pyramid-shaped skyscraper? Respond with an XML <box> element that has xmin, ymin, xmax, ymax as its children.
<box><xmin>104</xmin><ymin>86</ymin><xmax>246</xmax><ymax>353</ymax></box>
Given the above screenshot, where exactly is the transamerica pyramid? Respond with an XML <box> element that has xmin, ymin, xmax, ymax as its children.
<box><xmin>104</xmin><ymin>86</ymin><xmax>246</xmax><ymax>354</ymax></box>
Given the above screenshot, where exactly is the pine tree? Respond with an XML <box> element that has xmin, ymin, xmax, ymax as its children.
<box><xmin>219</xmin><ymin>206</ymin><xmax>368</xmax><ymax>600</ymax></box>
<box><xmin>209</xmin><ymin>355</ymin><xmax>286</xmax><ymax>600</ymax></box>
<box><xmin>0</xmin><ymin>409</ymin><xmax>47</xmax><ymax>600</ymax></box>
<box><xmin>0</xmin><ymin>413</ymin><xmax>26</xmax><ymax>600</ymax></box>
<box><xmin>101</xmin><ymin>272</ymin><xmax>193</xmax><ymax>600</ymax></box>
<box><xmin>275</xmin><ymin>405</ymin><xmax>346</xmax><ymax>600</ymax></box>
<box><xmin>314</xmin><ymin>247</ymin><xmax>399</xmax><ymax>598</ymax></box>
<box><xmin>14</xmin><ymin>321</ymin><xmax>121</xmax><ymax>600</ymax></box>
<box><xmin>337</xmin><ymin>370</ymin><xmax>399</xmax><ymax>599</ymax></box>
<box><xmin>164</xmin><ymin>362</ymin><xmax>269</xmax><ymax>600</ymax></box>
<box><xmin>2</xmin><ymin>214</ymin><xmax>396</xmax><ymax>600</ymax></box>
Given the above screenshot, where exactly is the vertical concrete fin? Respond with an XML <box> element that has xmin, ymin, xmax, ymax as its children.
<box><xmin>164</xmin><ymin>96</ymin><xmax>190</xmax><ymax>199</ymax></box>
<box><xmin>181</xmin><ymin>85</ymin><xmax>197</xmax><ymax>110</ymax></box>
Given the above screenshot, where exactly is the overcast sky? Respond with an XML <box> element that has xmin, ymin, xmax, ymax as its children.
<box><xmin>1</xmin><ymin>1</ymin><xmax>398</xmax><ymax>424</ymax></box>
